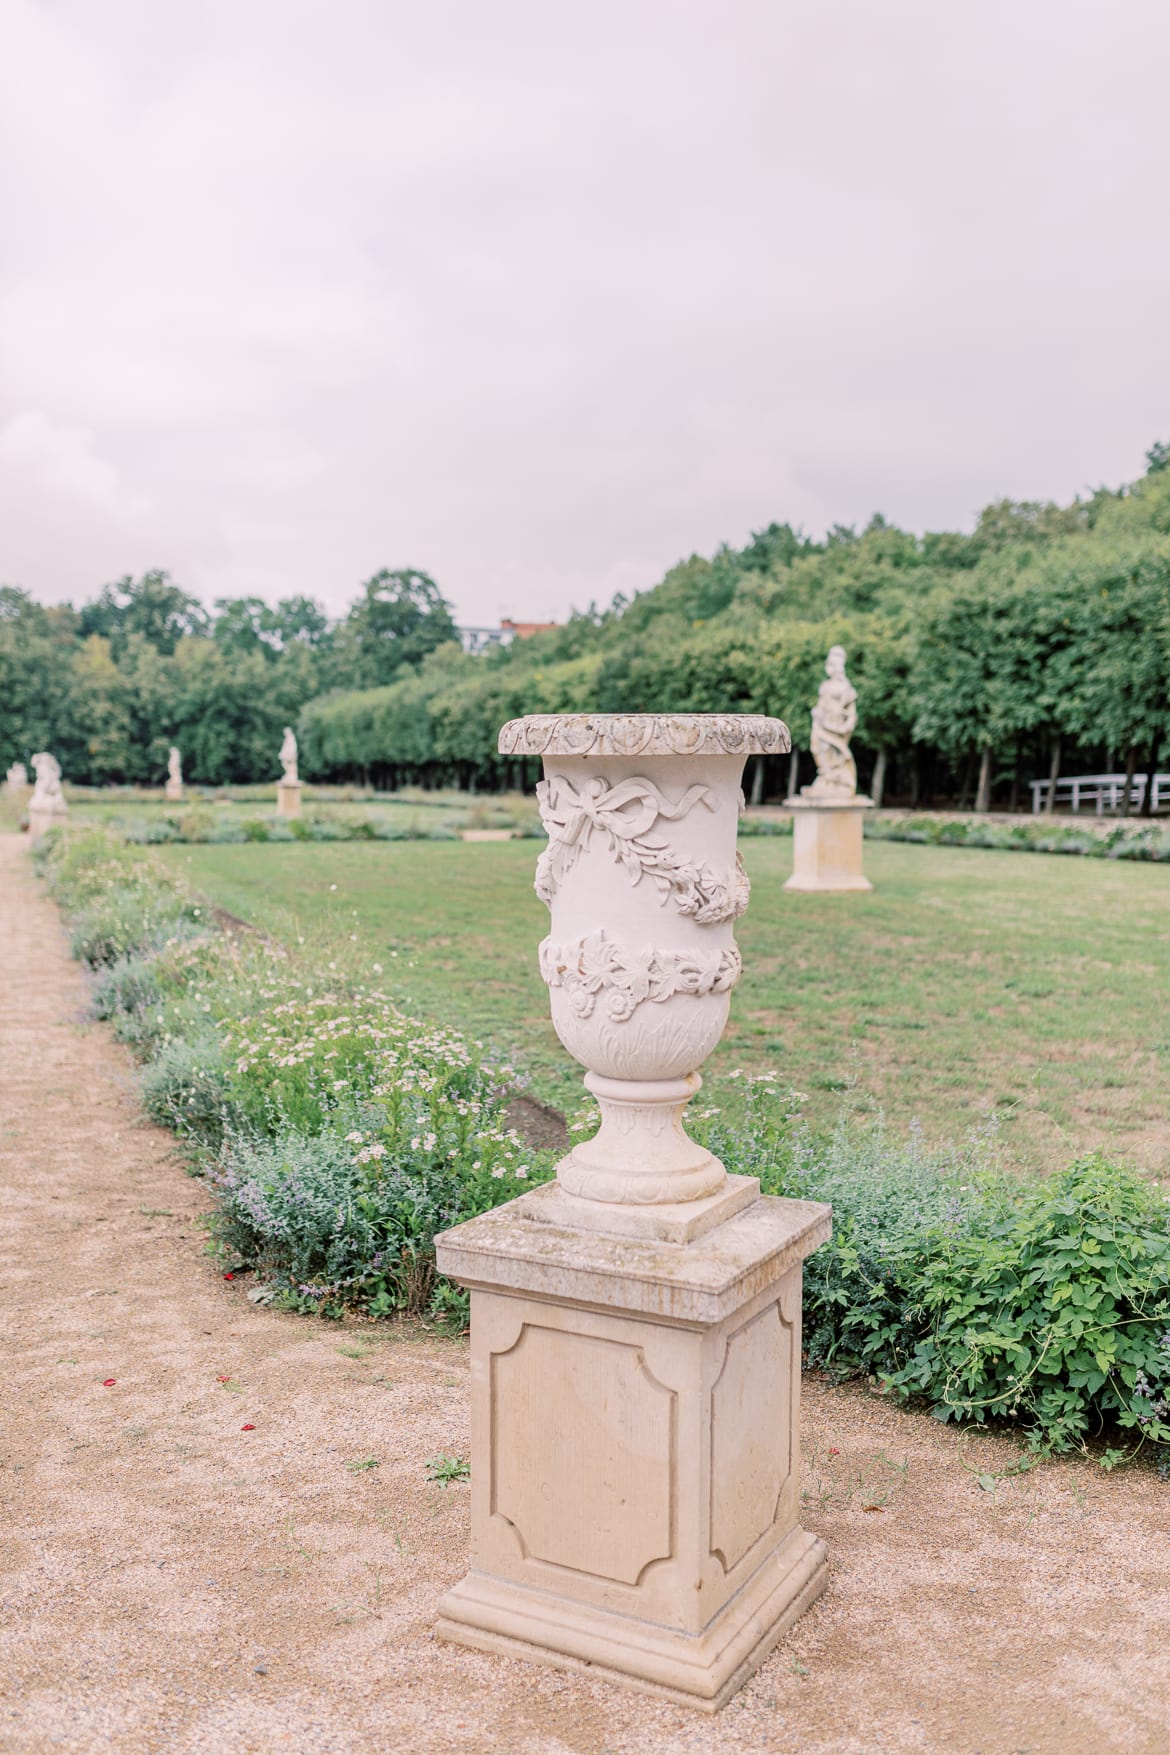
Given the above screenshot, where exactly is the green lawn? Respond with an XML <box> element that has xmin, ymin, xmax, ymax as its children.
<box><xmin>156</xmin><ymin>837</ymin><xmax>1170</xmax><ymax>1175</ymax></box>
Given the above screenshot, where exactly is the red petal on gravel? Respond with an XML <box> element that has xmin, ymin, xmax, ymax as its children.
<box><xmin>102</xmin><ymin>1378</ymin><xmax>116</xmax><ymax>1387</ymax></box>
<box><xmin>241</xmin><ymin>1423</ymin><xmax>255</xmax><ymax>1431</ymax></box>
<box><xmin>223</xmin><ymin>1272</ymin><xmax>235</xmax><ymax>1281</ymax></box>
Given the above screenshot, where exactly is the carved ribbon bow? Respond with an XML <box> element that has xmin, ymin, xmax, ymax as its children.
<box><xmin>538</xmin><ymin>776</ymin><xmax>713</xmax><ymax>849</ymax></box>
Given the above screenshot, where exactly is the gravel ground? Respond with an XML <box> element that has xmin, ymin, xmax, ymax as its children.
<box><xmin>2</xmin><ymin>832</ymin><xmax>1169</xmax><ymax>1755</ymax></box>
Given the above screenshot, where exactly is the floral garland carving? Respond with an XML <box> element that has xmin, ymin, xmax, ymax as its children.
<box><xmin>499</xmin><ymin>713</ymin><xmax>790</xmax><ymax>758</ymax></box>
<box><xmin>534</xmin><ymin>774</ymin><xmax>750</xmax><ymax>924</ymax></box>
<box><xmin>540</xmin><ymin>931</ymin><xmax>742</xmax><ymax>1023</ymax></box>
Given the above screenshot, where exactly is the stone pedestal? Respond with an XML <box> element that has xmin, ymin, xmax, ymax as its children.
<box><xmin>435</xmin><ymin>1185</ymin><xmax>830</xmax><ymax>1711</ymax></box>
<box><xmin>165</xmin><ymin>780</ymin><xmax>184</xmax><ymax>803</ymax></box>
<box><xmin>27</xmin><ymin>802</ymin><xmax>68</xmax><ymax>843</ymax></box>
<box><xmin>783</xmin><ymin>797</ymin><xmax>873</xmax><ymax>893</ymax></box>
<box><xmin>435</xmin><ymin>714</ymin><xmax>830</xmax><ymax>1711</ymax></box>
<box><xmin>276</xmin><ymin>780</ymin><xmax>302</xmax><ymax>818</ymax></box>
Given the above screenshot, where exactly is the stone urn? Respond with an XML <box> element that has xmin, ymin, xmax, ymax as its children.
<box><xmin>435</xmin><ymin>711</ymin><xmax>832</xmax><ymax>1711</ymax></box>
<box><xmin>501</xmin><ymin>713</ymin><xmax>789</xmax><ymax>1214</ymax></box>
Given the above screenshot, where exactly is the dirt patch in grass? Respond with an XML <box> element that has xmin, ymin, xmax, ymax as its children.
<box><xmin>3</xmin><ymin>835</ymin><xmax>1169</xmax><ymax>1755</ymax></box>
<box><xmin>503</xmin><ymin>1092</ymin><xmax>571</xmax><ymax>1153</ymax></box>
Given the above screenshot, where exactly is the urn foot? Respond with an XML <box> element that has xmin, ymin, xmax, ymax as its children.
<box><xmin>557</xmin><ymin>1071</ymin><xmax>725</xmax><ymax>1205</ymax></box>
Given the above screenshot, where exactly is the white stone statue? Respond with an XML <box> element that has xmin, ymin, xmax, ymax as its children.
<box><xmin>5</xmin><ymin>761</ymin><xmax>29</xmax><ymax>789</ymax></box>
<box><xmin>28</xmin><ymin>751</ymin><xmax>68</xmax><ymax>839</ymax></box>
<box><xmin>165</xmin><ymin>745</ymin><xmax>184</xmax><ymax>801</ymax></box>
<box><xmin>31</xmin><ymin>750</ymin><xmax>65</xmax><ymax>807</ymax></box>
<box><xmin>279</xmin><ymin>726</ymin><xmax>299</xmax><ymax>786</ymax></box>
<box><xmin>802</xmin><ymin>645</ymin><xmax>858</xmax><ymax>799</ymax></box>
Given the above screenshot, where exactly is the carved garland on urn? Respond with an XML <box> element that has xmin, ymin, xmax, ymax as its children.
<box><xmin>540</xmin><ymin>931</ymin><xmax>742</xmax><ymax>1022</ymax></box>
<box><xmin>535</xmin><ymin>774</ymin><xmax>750</xmax><ymax>925</ymax></box>
<box><xmin>503</xmin><ymin>712</ymin><xmax>789</xmax><ymax>1205</ymax></box>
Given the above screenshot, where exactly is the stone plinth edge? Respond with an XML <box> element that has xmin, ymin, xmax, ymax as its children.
<box><xmin>785</xmin><ymin>794</ymin><xmax>874</xmax><ymax>811</ymax></box>
<box><xmin>437</xmin><ymin>1526</ymin><xmax>828</xmax><ymax>1712</ymax></box>
<box><xmin>435</xmin><ymin>1187</ymin><xmax>832</xmax><ymax>1327</ymax></box>
<box><xmin>499</xmin><ymin>714</ymin><xmax>790</xmax><ymax>758</ymax></box>
<box><xmin>529</xmin><ymin>1172</ymin><xmax>760</xmax><ymax>1245</ymax></box>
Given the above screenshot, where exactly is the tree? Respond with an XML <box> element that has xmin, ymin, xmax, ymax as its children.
<box><xmin>79</xmin><ymin>570</ymin><xmax>209</xmax><ymax>657</ymax></box>
<box><xmin>336</xmin><ymin>569</ymin><xmax>458</xmax><ymax>690</ymax></box>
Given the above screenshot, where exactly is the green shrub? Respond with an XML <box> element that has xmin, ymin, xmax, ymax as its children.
<box><xmin>690</xmin><ymin>1081</ymin><xmax>1170</xmax><ymax>1464</ymax></box>
<box><xmin>140</xmin><ymin>1032</ymin><xmax>231</xmax><ymax>1141</ymax></box>
<box><xmin>41</xmin><ymin>827</ymin><xmax>1170</xmax><ymax>1464</ymax></box>
<box><xmin>887</xmin><ymin>1157</ymin><xmax>1170</xmax><ymax>1462</ymax></box>
<box><xmin>68</xmin><ymin>885</ymin><xmax>202</xmax><ymax>967</ymax></box>
<box><xmin>866</xmin><ymin>814</ymin><xmax>1170</xmax><ymax>863</ymax></box>
<box><xmin>210</xmin><ymin>1101</ymin><xmax>546</xmax><ymax>1318</ymax></box>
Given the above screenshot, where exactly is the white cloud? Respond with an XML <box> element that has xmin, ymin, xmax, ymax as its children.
<box><xmin>1</xmin><ymin>0</ymin><xmax>1168</xmax><ymax>621</ymax></box>
<box><xmin>0</xmin><ymin>409</ymin><xmax>150</xmax><ymax>516</ymax></box>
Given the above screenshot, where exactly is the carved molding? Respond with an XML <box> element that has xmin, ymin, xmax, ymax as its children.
<box><xmin>499</xmin><ymin>713</ymin><xmax>790</xmax><ymax>759</ymax></box>
<box><xmin>540</xmin><ymin>930</ymin><xmax>742</xmax><ymax>1023</ymax></box>
<box><xmin>534</xmin><ymin>774</ymin><xmax>749</xmax><ymax>923</ymax></box>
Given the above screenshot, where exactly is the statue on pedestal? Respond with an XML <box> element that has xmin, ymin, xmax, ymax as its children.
<box><xmin>166</xmin><ymin>746</ymin><xmax>184</xmax><ymax>800</ymax></box>
<box><xmin>28</xmin><ymin>751</ymin><xmax>68</xmax><ymax>840</ymax></box>
<box><xmin>784</xmin><ymin>648</ymin><xmax>872</xmax><ymax>893</ymax></box>
<box><xmin>279</xmin><ymin>727</ymin><xmax>299</xmax><ymax>787</ymax></box>
<box><xmin>31</xmin><ymin>751</ymin><xmax>65</xmax><ymax>808</ymax></box>
<box><xmin>276</xmin><ymin>727</ymin><xmax>302</xmax><ymax>817</ymax></box>
<box><xmin>5</xmin><ymin>761</ymin><xmax>29</xmax><ymax>790</ymax></box>
<box><xmin>802</xmin><ymin>645</ymin><xmax>858</xmax><ymax>799</ymax></box>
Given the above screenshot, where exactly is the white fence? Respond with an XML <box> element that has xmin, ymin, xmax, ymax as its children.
<box><xmin>1029</xmin><ymin>773</ymin><xmax>1170</xmax><ymax>814</ymax></box>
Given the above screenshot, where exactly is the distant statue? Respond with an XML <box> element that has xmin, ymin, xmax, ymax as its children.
<box><xmin>5</xmin><ymin>761</ymin><xmax>28</xmax><ymax>789</ymax></box>
<box><xmin>802</xmin><ymin>646</ymin><xmax>859</xmax><ymax>799</ymax></box>
<box><xmin>165</xmin><ymin>745</ymin><xmax>184</xmax><ymax>800</ymax></box>
<box><xmin>279</xmin><ymin>726</ymin><xmax>299</xmax><ymax>786</ymax></box>
<box><xmin>31</xmin><ymin>750</ymin><xmax>65</xmax><ymax>807</ymax></box>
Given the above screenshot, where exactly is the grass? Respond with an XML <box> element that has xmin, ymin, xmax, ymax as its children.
<box><xmin>155</xmin><ymin>837</ymin><xmax>1170</xmax><ymax>1174</ymax></box>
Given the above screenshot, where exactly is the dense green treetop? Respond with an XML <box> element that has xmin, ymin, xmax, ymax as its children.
<box><xmin>4</xmin><ymin>449</ymin><xmax>1169</xmax><ymax>803</ymax></box>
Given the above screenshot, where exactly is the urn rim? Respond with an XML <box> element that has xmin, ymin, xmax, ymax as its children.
<box><xmin>498</xmin><ymin>713</ymin><xmax>791</xmax><ymax>758</ymax></box>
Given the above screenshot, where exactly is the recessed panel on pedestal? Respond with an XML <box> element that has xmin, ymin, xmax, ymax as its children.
<box><xmin>491</xmin><ymin>1324</ymin><xmax>676</xmax><ymax>1585</ymax></box>
<box><xmin>709</xmin><ymin>1300</ymin><xmax>792</xmax><ymax>1573</ymax></box>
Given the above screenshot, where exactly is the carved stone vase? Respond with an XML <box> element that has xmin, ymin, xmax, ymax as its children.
<box><xmin>435</xmin><ymin>715</ymin><xmax>832</xmax><ymax>1712</ymax></box>
<box><xmin>516</xmin><ymin>713</ymin><xmax>787</xmax><ymax>1218</ymax></box>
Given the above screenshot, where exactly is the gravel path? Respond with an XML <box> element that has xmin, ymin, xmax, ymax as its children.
<box><xmin>2</xmin><ymin>833</ymin><xmax>1169</xmax><ymax>1755</ymax></box>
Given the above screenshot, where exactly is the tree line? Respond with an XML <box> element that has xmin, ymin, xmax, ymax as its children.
<box><xmin>0</xmin><ymin>568</ymin><xmax>456</xmax><ymax>786</ymax></box>
<box><xmin>4</xmin><ymin>448</ymin><xmax>1169</xmax><ymax>809</ymax></box>
<box><xmin>300</xmin><ymin>451</ymin><xmax>1170</xmax><ymax>812</ymax></box>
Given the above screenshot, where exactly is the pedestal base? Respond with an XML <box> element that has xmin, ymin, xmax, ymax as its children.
<box><xmin>783</xmin><ymin>799</ymin><xmax>873</xmax><ymax>892</ymax></box>
<box><xmin>438</xmin><ymin>1525</ymin><xmax>827</xmax><ymax>1713</ymax></box>
<box><xmin>165</xmin><ymin>781</ymin><xmax>184</xmax><ymax>802</ymax></box>
<box><xmin>435</xmin><ymin>1188</ymin><xmax>831</xmax><ymax>1711</ymax></box>
<box><xmin>27</xmin><ymin>805</ymin><xmax>68</xmax><ymax>843</ymax></box>
<box><xmin>276</xmin><ymin>781</ymin><xmax>302</xmax><ymax>818</ymax></box>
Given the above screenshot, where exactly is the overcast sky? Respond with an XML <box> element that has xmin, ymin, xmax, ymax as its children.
<box><xmin>2</xmin><ymin>0</ymin><xmax>1168</xmax><ymax>628</ymax></box>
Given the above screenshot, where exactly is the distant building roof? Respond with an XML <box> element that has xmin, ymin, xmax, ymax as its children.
<box><xmin>458</xmin><ymin>618</ymin><xmax>558</xmax><ymax>656</ymax></box>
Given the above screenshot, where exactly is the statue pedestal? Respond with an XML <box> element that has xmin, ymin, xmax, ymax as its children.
<box><xmin>783</xmin><ymin>796</ymin><xmax>873</xmax><ymax>893</ymax></box>
<box><xmin>28</xmin><ymin>802</ymin><xmax>68</xmax><ymax>844</ymax></box>
<box><xmin>435</xmin><ymin>1186</ymin><xmax>830</xmax><ymax>1711</ymax></box>
<box><xmin>165</xmin><ymin>780</ymin><xmax>184</xmax><ymax>803</ymax></box>
<box><xmin>276</xmin><ymin>781</ymin><xmax>302</xmax><ymax>818</ymax></box>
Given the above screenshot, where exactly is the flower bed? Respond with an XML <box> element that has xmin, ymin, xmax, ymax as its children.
<box><xmin>37</xmin><ymin>826</ymin><xmax>1170</xmax><ymax>1468</ymax></box>
<box><xmin>39</xmin><ymin>826</ymin><xmax>551</xmax><ymax>1320</ymax></box>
